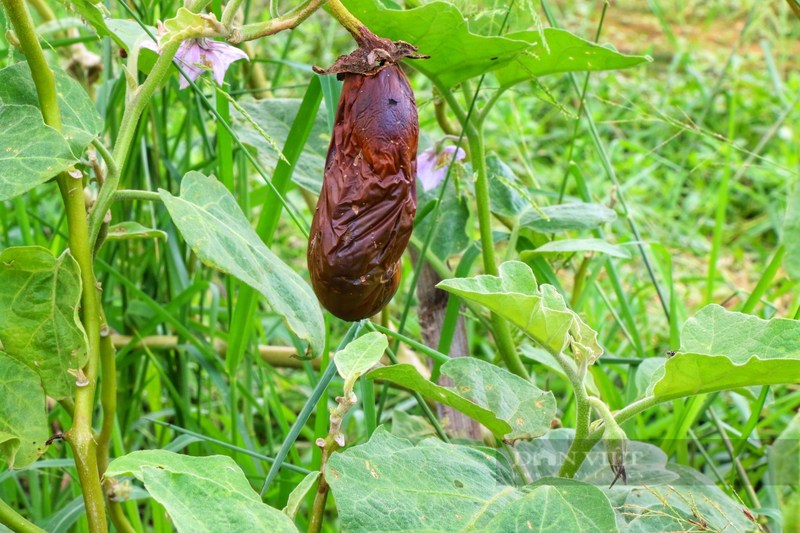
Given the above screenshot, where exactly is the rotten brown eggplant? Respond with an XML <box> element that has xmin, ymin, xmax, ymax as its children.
<box><xmin>307</xmin><ymin>63</ymin><xmax>419</xmax><ymax>321</ymax></box>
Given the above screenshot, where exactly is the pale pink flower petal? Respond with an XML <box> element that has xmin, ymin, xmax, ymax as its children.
<box><xmin>139</xmin><ymin>37</ymin><xmax>248</xmax><ymax>90</ymax></box>
<box><xmin>417</xmin><ymin>144</ymin><xmax>466</xmax><ymax>192</ymax></box>
<box><xmin>204</xmin><ymin>40</ymin><xmax>249</xmax><ymax>86</ymax></box>
<box><xmin>417</xmin><ymin>147</ymin><xmax>441</xmax><ymax>192</ymax></box>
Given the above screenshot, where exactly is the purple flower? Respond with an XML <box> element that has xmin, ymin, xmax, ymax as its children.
<box><xmin>417</xmin><ymin>144</ymin><xmax>466</xmax><ymax>192</ymax></box>
<box><xmin>141</xmin><ymin>37</ymin><xmax>248</xmax><ymax>89</ymax></box>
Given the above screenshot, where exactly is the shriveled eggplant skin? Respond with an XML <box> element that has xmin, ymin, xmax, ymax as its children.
<box><xmin>308</xmin><ymin>64</ymin><xmax>418</xmax><ymax>321</ymax></box>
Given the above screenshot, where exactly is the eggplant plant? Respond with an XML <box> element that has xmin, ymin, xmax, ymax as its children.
<box><xmin>0</xmin><ymin>0</ymin><xmax>796</xmax><ymax>532</ymax></box>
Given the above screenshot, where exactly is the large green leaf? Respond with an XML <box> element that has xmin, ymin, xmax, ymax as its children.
<box><xmin>495</xmin><ymin>29</ymin><xmax>650</xmax><ymax>88</ymax></box>
<box><xmin>437</xmin><ymin>261</ymin><xmax>602</xmax><ymax>364</ymax></box>
<box><xmin>106</xmin><ymin>451</ymin><xmax>298</xmax><ymax>532</ymax></box>
<box><xmin>482</xmin><ymin>477</ymin><xmax>617</xmax><ymax>533</ymax></box>
<box><xmin>159</xmin><ymin>171</ymin><xmax>325</xmax><ymax>357</ymax></box>
<box><xmin>335</xmin><ymin>332</ymin><xmax>387</xmax><ymax>387</ymax></box>
<box><xmin>521</xmin><ymin>203</ymin><xmax>617</xmax><ymax>233</ymax></box>
<box><xmin>648</xmin><ymin>305</ymin><xmax>800</xmax><ymax>401</ymax></box>
<box><xmin>619</xmin><ymin>464</ymin><xmax>756</xmax><ymax>533</ymax></box>
<box><xmin>369</xmin><ymin>357</ymin><xmax>556</xmax><ymax>442</ymax></box>
<box><xmin>341</xmin><ymin>0</ymin><xmax>532</xmax><ymax>88</ymax></box>
<box><xmin>326</xmin><ymin>427</ymin><xmax>617</xmax><ymax>532</ymax></box>
<box><xmin>521</xmin><ymin>238</ymin><xmax>631</xmax><ymax>259</ymax></box>
<box><xmin>232</xmin><ymin>99</ymin><xmax>329</xmax><ymax>194</ymax></box>
<box><xmin>0</xmin><ymin>105</ymin><xmax>76</xmax><ymax>201</ymax></box>
<box><xmin>783</xmin><ymin>179</ymin><xmax>800</xmax><ymax>280</ymax></box>
<box><xmin>0</xmin><ymin>354</ymin><xmax>49</xmax><ymax>469</ymax></box>
<box><xmin>0</xmin><ymin>247</ymin><xmax>88</xmax><ymax>400</ymax></box>
<box><xmin>0</xmin><ymin>62</ymin><xmax>103</xmax><ymax>157</ymax></box>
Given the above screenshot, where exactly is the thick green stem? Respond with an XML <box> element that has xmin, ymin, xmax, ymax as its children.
<box><xmin>0</xmin><ymin>498</ymin><xmax>46</xmax><ymax>533</ymax></box>
<box><xmin>96</xmin><ymin>315</ymin><xmax>136</xmax><ymax>533</ymax></box>
<box><xmin>551</xmin><ymin>351</ymin><xmax>592</xmax><ymax>478</ymax></box>
<box><xmin>324</xmin><ymin>0</ymin><xmax>363</xmax><ymax>40</ymax></box>
<box><xmin>465</xmin><ymin>127</ymin><xmax>529</xmax><ymax>380</ymax></box>
<box><xmin>2</xmin><ymin>0</ymin><xmax>106</xmax><ymax>529</ymax></box>
<box><xmin>89</xmin><ymin>41</ymin><xmax>181</xmax><ymax>245</ymax></box>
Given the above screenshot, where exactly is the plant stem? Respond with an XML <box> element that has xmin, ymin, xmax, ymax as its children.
<box><xmin>324</xmin><ymin>0</ymin><xmax>364</xmax><ymax>41</ymax></box>
<box><xmin>552</xmin><ymin>351</ymin><xmax>592</xmax><ymax>478</ymax></box>
<box><xmin>89</xmin><ymin>40</ymin><xmax>181</xmax><ymax>246</ymax></box>
<box><xmin>1</xmin><ymin>0</ymin><xmax>106</xmax><ymax>529</ymax></box>
<box><xmin>96</xmin><ymin>316</ymin><xmax>136</xmax><ymax>533</ymax></box>
<box><xmin>465</xmin><ymin>127</ymin><xmax>529</xmax><ymax>380</ymax></box>
<box><xmin>0</xmin><ymin>497</ymin><xmax>47</xmax><ymax>533</ymax></box>
<box><xmin>0</xmin><ymin>498</ymin><xmax>46</xmax><ymax>533</ymax></box>
<box><xmin>503</xmin><ymin>442</ymin><xmax>533</xmax><ymax>484</ymax></box>
<box><xmin>113</xmin><ymin>190</ymin><xmax>163</xmax><ymax>203</ymax></box>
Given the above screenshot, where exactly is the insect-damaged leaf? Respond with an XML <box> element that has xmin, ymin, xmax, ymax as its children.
<box><xmin>0</xmin><ymin>62</ymin><xmax>103</xmax><ymax>157</ymax></box>
<box><xmin>159</xmin><ymin>171</ymin><xmax>325</xmax><ymax>357</ymax></box>
<box><xmin>106</xmin><ymin>451</ymin><xmax>298</xmax><ymax>532</ymax></box>
<box><xmin>326</xmin><ymin>428</ymin><xmax>617</xmax><ymax>532</ymax></box>
<box><xmin>0</xmin><ymin>354</ymin><xmax>49</xmax><ymax>469</ymax></box>
<box><xmin>0</xmin><ymin>105</ymin><xmax>75</xmax><ymax>201</ymax></box>
<box><xmin>0</xmin><ymin>247</ymin><xmax>88</xmax><ymax>399</ymax></box>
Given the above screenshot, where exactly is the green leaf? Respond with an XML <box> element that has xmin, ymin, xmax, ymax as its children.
<box><xmin>771</xmin><ymin>412</ymin><xmax>800</xmax><ymax>487</ymax></box>
<box><xmin>335</xmin><ymin>332</ymin><xmax>387</xmax><ymax>387</ymax></box>
<box><xmin>486</xmin><ymin>154</ymin><xmax>530</xmax><ymax>219</ymax></box>
<box><xmin>327</xmin><ymin>428</ymin><xmax>618</xmax><ymax>532</ymax></box>
<box><xmin>0</xmin><ymin>247</ymin><xmax>88</xmax><ymax>399</ymax></box>
<box><xmin>106</xmin><ymin>451</ymin><xmax>298</xmax><ymax>533</ymax></box>
<box><xmin>341</xmin><ymin>0</ymin><xmax>533</xmax><ymax>88</ymax></box>
<box><xmin>521</xmin><ymin>238</ymin><xmax>631</xmax><ymax>259</ymax></box>
<box><xmin>66</xmin><ymin>0</ymin><xmax>129</xmax><ymax>50</ymax></box>
<box><xmin>282</xmin><ymin>471</ymin><xmax>320</xmax><ymax>520</ymax></box>
<box><xmin>369</xmin><ymin>357</ymin><xmax>556</xmax><ymax>442</ymax></box>
<box><xmin>481</xmin><ymin>477</ymin><xmax>618</xmax><ymax>533</ymax></box>
<box><xmin>0</xmin><ymin>354</ymin><xmax>49</xmax><ymax>469</ymax></box>
<box><xmin>368</xmin><ymin>364</ymin><xmax>511</xmax><ymax>438</ymax></box>
<box><xmin>0</xmin><ymin>62</ymin><xmax>103</xmax><ymax>157</ymax></box>
<box><xmin>103</xmin><ymin>19</ymin><xmax>165</xmax><ymax>76</ymax></box>
<box><xmin>437</xmin><ymin>261</ymin><xmax>602</xmax><ymax>364</ymax></box>
<box><xmin>232</xmin><ymin>99</ymin><xmax>329</xmax><ymax>194</ymax></box>
<box><xmin>413</xmin><ymin>175</ymin><xmax>470</xmax><ymax>260</ymax></box>
<box><xmin>495</xmin><ymin>29</ymin><xmax>651</xmax><ymax>88</ymax></box>
<box><xmin>783</xmin><ymin>179</ymin><xmax>800</xmax><ymax>280</ymax></box>
<box><xmin>619</xmin><ymin>464</ymin><xmax>756</xmax><ymax>533</ymax></box>
<box><xmin>0</xmin><ymin>105</ymin><xmax>76</xmax><ymax>201</ymax></box>
<box><xmin>106</xmin><ymin>221</ymin><xmax>168</xmax><ymax>242</ymax></box>
<box><xmin>327</xmin><ymin>427</ymin><xmax>518</xmax><ymax>531</ymax></box>
<box><xmin>159</xmin><ymin>171</ymin><xmax>325</xmax><ymax>357</ymax></box>
<box><xmin>648</xmin><ymin>305</ymin><xmax>800</xmax><ymax>401</ymax></box>
<box><xmin>521</xmin><ymin>203</ymin><xmax>617</xmax><ymax>233</ymax></box>
<box><xmin>159</xmin><ymin>8</ymin><xmax>207</xmax><ymax>47</ymax></box>
<box><xmin>391</xmin><ymin>410</ymin><xmax>437</xmax><ymax>443</ymax></box>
